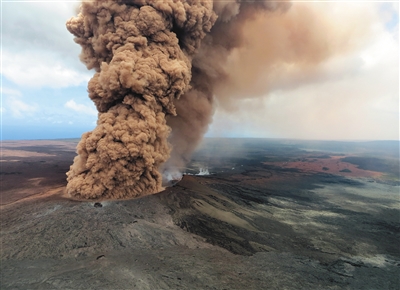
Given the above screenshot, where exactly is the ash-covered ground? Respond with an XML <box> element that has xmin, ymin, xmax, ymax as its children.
<box><xmin>1</xmin><ymin>138</ymin><xmax>399</xmax><ymax>289</ymax></box>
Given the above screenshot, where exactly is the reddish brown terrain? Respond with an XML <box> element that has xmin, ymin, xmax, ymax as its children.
<box><xmin>1</xmin><ymin>140</ymin><xmax>76</xmax><ymax>206</ymax></box>
<box><xmin>1</xmin><ymin>138</ymin><xmax>399</xmax><ymax>289</ymax></box>
<box><xmin>264</xmin><ymin>155</ymin><xmax>382</xmax><ymax>178</ymax></box>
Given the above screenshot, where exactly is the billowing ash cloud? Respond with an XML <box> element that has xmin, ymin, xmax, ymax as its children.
<box><xmin>163</xmin><ymin>0</ymin><xmax>291</xmax><ymax>175</ymax></box>
<box><xmin>65</xmin><ymin>0</ymin><xmax>289</xmax><ymax>199</ymax></box>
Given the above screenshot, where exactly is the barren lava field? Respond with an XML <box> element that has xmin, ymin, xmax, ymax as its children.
<box><xmin>1</xmin><ymin>138</ymin><xmax>399</xmax><ymax>289</ymax></box>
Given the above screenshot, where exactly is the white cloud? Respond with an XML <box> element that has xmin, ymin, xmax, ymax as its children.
<box><xmin>2</xmin><ymin>51</ymin><xmax>91</xmax><ymax>88</ymax></box>
<box><xmin>2</xmin><ymin>2</ymin><xmax>79</xmax><ymax>56</ymax></box>
<box><xmin>6</xmin><ymin>97</ymin><xmax>38</xmax><ymax>118</ymax></box>
<box><xmin>1</xmin><ymin>87</ymin><xmax>22</xmax><ymax>97</ymax></box>
<box><xmin>2</xmin><ymin>2</ymin><xmax>91</xmax><ymax>88</ymax></box>
<box><xmin>65</xmin><ymin>100</ymin><xmax>98</xmax><ymax>116</ymax></box>
<box><xmin>359</xmin><ymin>29</ymin><xmax>398</xmax><ymax>70</ymax></box>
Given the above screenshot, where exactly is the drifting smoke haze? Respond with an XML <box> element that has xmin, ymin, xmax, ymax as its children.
<box><xmin>214</xmin><ymin>3</ymin><xmax>371</xmax><ymax>105</ymax></box>
<box><xmin>66</xmin><ymin>0</ymin><xmax>371</xmax><ymax>200</ymax></box>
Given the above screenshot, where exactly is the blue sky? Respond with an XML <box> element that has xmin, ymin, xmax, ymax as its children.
<box><xmin>1</xmin><ymin>2</ymin><xmax>96</xmax><ymax>140</ymax></box>
<box><xmin>1</xmin><ymin>1</ymin><xmax>399</xmax><ymax>141</ymax></box>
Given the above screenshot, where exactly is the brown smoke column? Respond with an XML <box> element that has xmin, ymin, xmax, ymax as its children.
<box><xmin>162</xmin><ymin>0</ymin><xmax>291</xmax><ymax>175</ymax></box>
<box><xmin>65</xmin><ymin>0</ymin><xmax>291</xmax><ymax>199</ymax></box>
<box><xmin>65</xmin><ymin>0</ymin><xmax>359</xmax><ymax>199</ymax></box>
<box><xmin>162</xmin><ymin>1</ymin><xmax>366</xmax><ymax>172</ymax></box>
<box><xmin>65</xmin><ymin>0</ymin><xmax>216</xmax><ymax>199</ymax></box>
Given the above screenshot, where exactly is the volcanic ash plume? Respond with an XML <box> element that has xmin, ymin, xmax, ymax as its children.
<box><xmin>66</xmin><ymin>0</ymin><xmax>288</xmax><ymax>199</ymax></box>
<box><xmin>66</xmin><ymin>0</ymin><xmax>216</xmax><ymax>199</ymax></box>
<box><xmin>161</xmin><ymin>0</ymin><xmax>289</xmax><ymax>178</ymax></box>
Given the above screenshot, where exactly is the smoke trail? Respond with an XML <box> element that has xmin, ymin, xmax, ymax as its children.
<box><xmin>66</xmin><ymin>0</ymin><xmax>290</xmax><ymax>199</ymax></box>
<box><xmin>161</xmin><ymin>0</ymin><xmax>290</xmax><ymax>178</ymax></box>
<box><xmin>163</xmin><ymin>1</ymin><xmax>369</xmax><ymax>174</ymax></box>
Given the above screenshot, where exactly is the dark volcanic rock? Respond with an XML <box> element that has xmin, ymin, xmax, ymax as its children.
<box><xmin>1</xmin><ymin>139</ymin><xmax>399</xmax><ymax>289</ymax></box>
